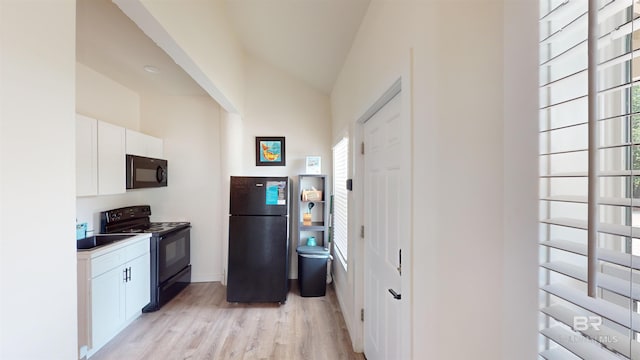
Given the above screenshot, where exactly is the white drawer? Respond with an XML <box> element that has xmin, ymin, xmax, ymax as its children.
<box><xmin>125</xmin><ymin>237</ymin><xmax>149</xmax><ymax>262</ymax></box>
<box><xmin>91</xmin><ymin>250</ymin><xmax>123</xmax><ymax>278</ymax></box>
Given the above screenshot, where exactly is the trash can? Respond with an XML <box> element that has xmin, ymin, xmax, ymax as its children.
<box><xmin>297</xmin><ymin>246</ymin><xmax>331</xmax><ymax>297</ymax></box>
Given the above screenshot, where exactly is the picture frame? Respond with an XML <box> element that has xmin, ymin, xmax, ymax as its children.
<box><xmin>255</xmin><ymin>136</ymin><xmax>286</xmax><ymax>166</ymax></box>
<box><xmin>305</xmin><ymin>156</ymin><xmax>321</xmax><ymax>174</ymax></box>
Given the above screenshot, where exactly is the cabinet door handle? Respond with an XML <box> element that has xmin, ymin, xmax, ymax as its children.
<box><xmin>127</xmin><ymin>267</ymin><xmax>132</xmax><ymax>282</ymax></box>
<box><xmin>123</xmin><ymin>268</ymin><xmax>127</xmax><ymax>283</ymax></box>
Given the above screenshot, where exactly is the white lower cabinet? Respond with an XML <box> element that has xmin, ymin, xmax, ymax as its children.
<box><xmin>77</xmin><ymin>235</ymin><xmax>150</xmax><ymax>358</ymax></box>
<box><xmin>123</xmin><ymin>254</ymin><xmax>150</xmax><ymax>319</ymax></box>
<box><xmin>91</xmin><ymin>264</ymin><xmax>125</xmax><ymax>350</ymax></box>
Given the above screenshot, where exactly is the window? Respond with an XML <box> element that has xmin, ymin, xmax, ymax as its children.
<box><xmin>539</xmin><ymin>1</ymin><xmax>640</xmax><ymax>358</ymax></box>
<box><xmin>333</xmin><ymin>138</ymin><xmax>349</xmax><ymax>265</ymax></box>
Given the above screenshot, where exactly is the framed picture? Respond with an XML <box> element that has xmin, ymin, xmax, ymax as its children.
<box><xmin>256</xmin><ymin>136</ymin><xmax>286</xmax><ymax>166</ymax></box>
<box><xmin>305</xmin><ymin>156</ymin><xmax>321</xmax><ymax>174</ymax></box>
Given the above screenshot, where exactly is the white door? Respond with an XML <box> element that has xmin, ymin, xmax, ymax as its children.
<box><xmin>91</xmin><ymin>266</ymin><xmax>125</xmax><ymax>350</ymax></box>
<box><xmin>124</xmin><ymin>253</ymin><xmax>150</xmax><ymax>320</ymax></box>
<box><xmin>364</xmin><ymin>93</ymin><xmax>404</xmax><ymax>360</ymax></box>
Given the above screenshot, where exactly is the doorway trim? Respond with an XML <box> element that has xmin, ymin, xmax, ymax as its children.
<box><xmin>353</xmin><ymin>68</ymin><xmax>413</xmax><ymax>359</ymax></box>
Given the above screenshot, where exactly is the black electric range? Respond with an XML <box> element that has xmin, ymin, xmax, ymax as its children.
<box><xmin>101</xmin><ymin>205</ymin><xmax>191</xmax><ymax>312</ymax></box>
<box><xmin>101</xmin><ymin>205</ymin><xmax>190</xmax><ymax>235</ymax></box>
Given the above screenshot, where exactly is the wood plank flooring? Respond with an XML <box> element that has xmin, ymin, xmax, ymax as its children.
<box><xmin>91</xmin><ymin>282</ymin><xmax>365</xmax><ymax>360</ymax></box>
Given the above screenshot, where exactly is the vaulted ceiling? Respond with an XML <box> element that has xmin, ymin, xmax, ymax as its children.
<box><xmin>76</xmin><ymin>0</ymin><xmax>370</xmax><ymax>97</ymax></box>
<box><xmin>224</xmin><ymin>0</ymin><xmax>370</xmax><ymax>93</ymax></box>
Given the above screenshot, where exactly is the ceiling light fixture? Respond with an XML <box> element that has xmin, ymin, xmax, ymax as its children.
<box><xmin>143</xmin><ymin>65</ymin><xmax>160</xmax><ymax>74</ymax></box>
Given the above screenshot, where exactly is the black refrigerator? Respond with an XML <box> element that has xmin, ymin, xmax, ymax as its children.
<box><xmin>227</xmin><ymin>176</ymin><xmax>290</xmax><ymax>303</ymax></box>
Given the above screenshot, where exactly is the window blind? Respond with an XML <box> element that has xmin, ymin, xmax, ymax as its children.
<box><xmin>333</xmin><ymin>138</ymin><xmax>349</xmax><ymax>263</ymax></box>
<box><xmin>539</xmin><ymin>0</ymin><xmax>640</xmax><ymax>359</ymax></box>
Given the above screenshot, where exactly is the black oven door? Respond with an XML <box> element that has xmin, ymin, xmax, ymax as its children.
<box><xmin>158</xmin><ymin>227</ymin><xmax>190</xmax><ymax>284</ymax></box>
<box><xmin>126</xmin><ymin>154</ymin><xmax>168</xmax><ymax>189</ymax></box>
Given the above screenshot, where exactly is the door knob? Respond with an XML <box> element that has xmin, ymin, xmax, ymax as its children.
<box><xmin>388</xmin><ymin>288</ymin><xmax>401</xmax><ymax>300</ymax></box>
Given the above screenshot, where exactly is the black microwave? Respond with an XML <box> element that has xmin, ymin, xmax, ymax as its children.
<box><xmin>126</xmin><ymin>155</ymin><xmax>168</xmax><ymax>189</ymax></box>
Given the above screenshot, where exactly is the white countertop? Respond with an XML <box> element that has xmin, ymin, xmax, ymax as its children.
<box><xmin>77</xmin><ymin>233</ymin><xmax>151</xmax><ymax>259</ymax></box>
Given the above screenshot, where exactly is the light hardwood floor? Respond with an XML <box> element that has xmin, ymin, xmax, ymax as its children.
<box><xmin>91</xmin><ymin>282</ymin><xmax>365</xmax><ymax>360</ymax></box>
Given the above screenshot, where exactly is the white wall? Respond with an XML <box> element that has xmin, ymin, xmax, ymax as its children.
<box><xmin>330</xmin><ymin>0</ymin><xmax>432</xmax><ymax>353</ymax></box>
<box><xmin>0</xmin><ymin>1</ymin><xmax>78</xmax><ymax>359</ymax></box>
<box><xmin>219</xmin><ymin>110</ymin><xmax>242</xmax><ymax>285</ymax></box>
<box><xmin>429</xmin><ymin>3</ymin><xmax>505</xmax><ymax>358</ymax></box>
<box><xmin>76</xmin><ymin>59</ymin><xmax>225</xmax><ymax>282</ymax></box>
<box><xmin>140</xmin><ymin>94</ymin><xmax>224</xmax><ymax>282</ymax></box>
<box><xmin>331</xmin><ymin>0</ymin><xmax>538</xmax><ymax>359</ymax></box>
<box><xmin>76</xmin><ymin>62</ymin><xmax>140</xmax><ymax>130</ymax></box>
<box><xmin>502</xmin><ymin>1</ymin><xmax>539</xmax><ymax>358</ymax></box>
<box><xmin>76</xmin><ymin>47</ymin><xmax>331</xmax><ymax>287</ymax></box>
<box><xmin>75</xmin><ymin>62</ymin><xmax>152</xmax><ymax>234</ymax></box>
<box><xmin>241</xmin><ymin>56</ymin><xmax>332</xmax><ymax>178</ymax></box>
<box><xmin>115</xmin><ymin>0</ymin><xmax>333</xmax><ymax>283</ymax></box>
<box><xmin>219</xmin><ymin>56</ymin><xmax>333</xmax><ymax>280</ymax></box>
<box><xmin>114</xmin><ymin>0</ymin><xmax>245</xmax><ymax>115</ymax></box>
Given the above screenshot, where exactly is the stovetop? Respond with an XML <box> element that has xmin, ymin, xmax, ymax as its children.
<box><xmin>103</xmin><ymin>220</ymin><xmax>190</xmax><ymax>236</ymax></box>
<box><xmin>100</xmin><ymin>205</ymin><xmax>190</xmax><ymax>236</ymax></box>
<box><xmin>146</xmin><ymin>222</ymin><xmax>191</xmax><ymax>235</ymax></box>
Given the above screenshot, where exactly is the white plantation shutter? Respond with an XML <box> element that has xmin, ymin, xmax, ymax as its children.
<box><xmin>539</xmin><ymin>0</ymin><xmax>640</xmax><ymax>358</ymax></box>
<box><xmin>333</xmin><ymin>138</ymin><xmax>349</xmax><ymax>263</ymax></box>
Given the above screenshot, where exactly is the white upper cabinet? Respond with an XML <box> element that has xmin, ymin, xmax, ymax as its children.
<box><xmin>97</xmin><ymin>121</ymin><xmax>126</xmax><ymax>195</ymax></box>
<box><xmin>76</xmin><ymin>115</ymin><xmax>125</xmax><ymax>196</ymax></box>
<box><xmin>76</xmin><ymin>115</ymin><xmax>98</xmax><ymax>197</ymax></box>
<box><xmin>126</xmin><ymin>129</ymin><xmax>163</xmax><ymax>159</ymax></box>
<box><xmin>76</xmin><ymin>115</ymin><xmax>163</xmax><ymax>197</ymax></box>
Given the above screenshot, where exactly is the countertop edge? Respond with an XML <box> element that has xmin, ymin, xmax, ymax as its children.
<box><xmin>76</xmin><ymin>233</ymin><xmax>151</xmax><ymax>259</ymax></box>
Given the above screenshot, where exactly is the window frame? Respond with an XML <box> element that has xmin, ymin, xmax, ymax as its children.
<box><xmin>332</xmin><ymin>137</ymin><xmax>349</xmax><ymax>268</ymax></box>
<box><xmin>538</xmin><ymin>1</ymin><xmax>640</xmax><ymax>358</ymax></box>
